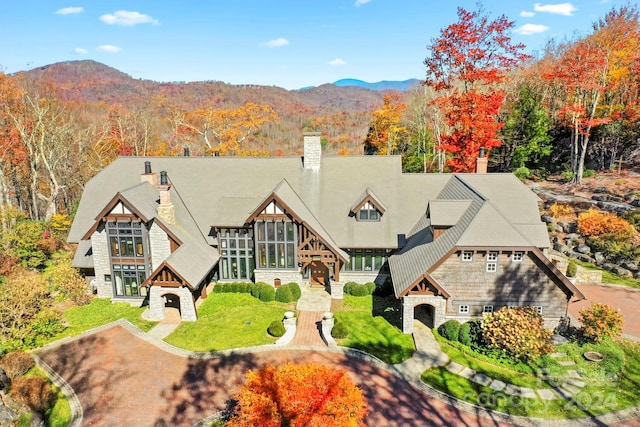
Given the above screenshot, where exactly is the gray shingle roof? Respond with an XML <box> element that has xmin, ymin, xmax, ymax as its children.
<box><xmin>389</xmin><ymin>174</ymin><xmax>552</xmax><ymax>297</ymax></box>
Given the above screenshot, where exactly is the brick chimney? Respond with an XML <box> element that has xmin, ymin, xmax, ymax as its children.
<box><xmin>140</xmin><ymin>161</ymin><xmax>158</xmax><ymax>185</ymax></box>
<box><xmin>475</xmin><ymin>147</ymin><xmax>488</xmax><ymax>174</ymax></box>
<box><xmin>303</xmin><ymin>132</ymin><xmax>321</xmax><ymax>171</ymax></box>
<box><xmin>157</xmin><ymin>170</ymin><xmax>176</xmax><ymax>225</ymax></box>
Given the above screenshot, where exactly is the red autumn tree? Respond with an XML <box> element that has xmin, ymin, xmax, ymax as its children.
<box><xmin>228</xmin><ymin>362</ymin><xmax>367</xmax><ymax>427</ymax></box>
<box><xmin>424</xmin><ymin>6</ymin><xmax>530</xmax><ymax>172</ymax></box>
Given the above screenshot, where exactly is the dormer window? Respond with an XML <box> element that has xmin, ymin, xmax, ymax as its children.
<box><xmin>358</xmin><ymin>202</ymin><xmax>380</xmax><ymax>222</ymax></box>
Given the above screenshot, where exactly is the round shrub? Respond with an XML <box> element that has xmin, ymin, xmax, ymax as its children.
<box><xmin>466</xmin><ymin>319</ymin><xmax>484</xmax><ymax>346</ymax></box>
<box><xmin>275</xmin><ymin>286</ymin><xmax>293</xmax><ymax>303</ymax></box>
<box><xmin>365</xmin><ymin>282</ymin><xmax>376</xmax><ymax>295</ymax></box>
<box><xmin>213</xmin><ymin>284</ymin><xmax>223</xmax><ymax>293</ymax></box>
<box><xmin>437</xmin><ymin>319</ymin><xmax>461</xmax><ymax>342</ymax></box>
<box><xmin>287</xmin><ymin>282</ymin><xmax>302</xmax><ymax>301</ymax></box>
<box><xmin>351</xmin><ymin>284</ymin><xmax>369</xmax><ymax>296</ymax></box>
<box><xmin>331</xmin><ymin>320</ymin><xmax>348</xmax><ymax>339</ymax></box>
<box><xmin>267</xmin><ymin>320</ymin><xmax>286</xmax><ymax>337</ymax></box>
<box><xmin>252</xmin><ymin>282</ymin><xmax>267</xmax><ymax>299</ymax></box>
<box><xmin>343</xmin><ymin>282</ymin><xmax>358</xmax><ymax>295</ymax></box>
<box><xmin>566</xmin><ymin>261</ymin><xmax>577</xmax><ymax>278</ymax></box>
<box><xmin>458</xmin><ymin>322</ymin><xmax>472</xmax><ymax>346</ymax></box>
<box><xmin>513</xmin><ymin>166</ymin><xmax>532</xmax><ymax>181</ymax></box>
<box><xmin>258</xmin><ymin>283</ymin><xmax>275</xmax><ymax>302</ymax></box>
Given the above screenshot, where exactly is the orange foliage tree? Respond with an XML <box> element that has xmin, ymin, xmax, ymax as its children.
<box><xmin>171</xmin><ymin>102</ymin><xmax>279</xmax><ymax>156</ymax></box>
<box><xmin>542</xmin><ymin>6</ymin><xmax>640</xmax><ymax>183</ymax></box>
<box><xmin>423</xmin><ymin>6</ymin><xmax>530</xmax><ymax>172</ymax></box>
<box><xmin>363</xmin><ymin>93</ymin><xmax>408</xmax><ymax>155</ymax></box>
<box><xmin>228</xmin><ymin>362</ymin><xmax>367</xmax><ymax>427</ymax></box>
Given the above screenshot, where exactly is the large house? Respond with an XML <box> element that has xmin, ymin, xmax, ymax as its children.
<box><xmin>69</xmin><ymin>133</ymin><xmax>584</xmax><ymax>333</ymax></box>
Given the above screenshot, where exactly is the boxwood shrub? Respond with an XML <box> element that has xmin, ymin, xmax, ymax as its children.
<box><xmin>331</xmin><ymin>320</ymin><xmax>348</xmax><ymax>339</ymax></box>
<box><xmin>275</xmin><ymin>286</ymin><xmax>293</xmax><ymax>303</ymax></box>
<box><xmin>267</xmin><ymin>320</ymin><xmax>286</xmax><ymax>337</ymax></box>
<box><xmin>438</xmin><ymin>319</ymin><xmax>461</xmax><ymax>342</ymax></box>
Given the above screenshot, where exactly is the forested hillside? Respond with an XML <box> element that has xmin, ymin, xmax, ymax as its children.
<box><xmin>0</xmin><ymin>4</ymin><xmax>639</xmax><ymax>226</ymax></box>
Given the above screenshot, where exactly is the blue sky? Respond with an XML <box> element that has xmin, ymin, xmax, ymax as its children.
<box><xmin>0</xmin><ymin>1</ymin><xmax>624</xmax><ymax>90</ymax></box>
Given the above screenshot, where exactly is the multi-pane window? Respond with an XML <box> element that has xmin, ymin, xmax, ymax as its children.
<box><xmin>106</xmin><ymin>220</ymin><xmax>148</xmax><ymax>298</ymax></box>
<box><xmin>255</xmin><ymin>221</ymin><xmax>296</xmax><ymax>269</ymax></box>
<box><xmin>458</xmin><ymin>305</ymin><xmax>469</xmax><ymax>314</ymax></box>
<box><xmin>511</xmin><ymin>252</ymin><xmax>524</xmax><ymax>262</ymax></box>
<box><xmin>483</xmin><ymin>305</ymin><xmax>494</xmax><ymax>313</ymax></box>
<box><xmin>357</xmin><ymin>202</ymin><xmax>380</xmax><ymax>221</ymax></box>
<box><xmin>486</xmin><ymin>252</ymin><xmax>498</xmax><ymax>272</ymax></box>
<box><xmin>344</xmin><ymin>249</ymin><xmax>387</xmax><ymax>271</ymax></box>
<box><xmin>219</xmin><ymin>228</ymin><xmax>255</xmax><ymax>280</ymax></box>
<box><xmin>461</xmin><ymin>251</ymin><xmax>473</xmax><ymax>262</ymax></box>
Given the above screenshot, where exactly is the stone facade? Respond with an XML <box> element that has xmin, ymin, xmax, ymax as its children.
<box><xmin>330</xmin><ymin>282</ymin><xmax>344</xmax><ymax>299</ymax></box>
<box><xmin>430</xmin><ymin>250</ymin><xmax>569</xmax><ymax>321</ymax></box>
<box><xmin>90</xmin><ymin>228</ymin><xmax>112</xmax><ymax>298</ymax></box>
<box><xmin>402</xmin><ymin>295</ymin><xmax>447</xmax><ymax>333</ymax></box>
<box><xmin>148</xmin><ymin>222</ymin><xmax>171</xmax><ymax>271</ymax></box>
<box><xmin>254</xmin><ymin>269</ymin><xmax>302</xmax><ymax>286</ymax></box>
<box><xmin>148</xmin><ymin>286</ymin><xmax>197</xmax><ymax>321</ymax></box>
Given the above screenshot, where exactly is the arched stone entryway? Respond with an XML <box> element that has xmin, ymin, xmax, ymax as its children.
<box><xmin>162</xmin><ymin>293</ymin><xmax>182</xmax><ymax>324</ymax></box>
<box><xmin>402</xmin><ymin>295</ymin><xmax>446</xmax><ymax>333</ymax></box>
<box><xmin>148</xmin><ymin>286</ymin><xmax>198</xmax><ymax>321</ymax></box>
<box><xmin>414</xmin><ymin>303</ymin><xmax>435</xmax><ymax>328</ymax></box>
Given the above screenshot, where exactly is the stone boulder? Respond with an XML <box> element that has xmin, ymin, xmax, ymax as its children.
<box><xmin>576</xmin><ymin>243</ymin><xmax>591</xmax><ymax>254</ymax></box>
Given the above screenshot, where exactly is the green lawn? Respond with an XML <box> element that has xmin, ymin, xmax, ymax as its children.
<box><xmin>423</xmin><ymin>333</ymin><xmax>640</xmax><ymax>418</ymax></box>
<box><xmin>58</xmin><ymin>298</ymin><xmax>158</xmax><ymax>338</ymax></box>
<box><xmin>333</xmin><ymin>295</ymin><xmax>415</xmax><ymax>364</ymax></box>
<box><xmin>164</xmin><ymin>293</ymin><xmax>293</xmax><ymax>351</ymax></box>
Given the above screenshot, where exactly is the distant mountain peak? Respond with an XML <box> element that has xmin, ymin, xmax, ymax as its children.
<box><xmin>332</xmin><ymin>78</ymin><xmax>421</xmax><ymax>91</ymax></box>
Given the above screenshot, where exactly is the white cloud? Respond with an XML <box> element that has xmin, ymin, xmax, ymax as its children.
<box><xmin>264</xmin><ymin>38</ymin><xmax>289</xmax><ymax>48</ymax></box>
<box><xmin>99</xmin><ymin>10</ymin><xmax>159</xmax><ymax>26</ymax></box>
<box><xmin>74</xmin><ymin>48</ymin><xmax>88</xmax><ymax>54</ymax></box>
<box><xmin>355</xmin><ymin>0</ymin><xmax>372</xmax><ymax>6</ymax></box>
<box><xmin>514</xmin><ymin>23</ymin><xmax>550</xmax><ymax>35</ymax></box>
<box><xmin>56</xmin><ymin>7</ymin><xmax>83</xmax><ymax>15</ymax></box>
<box><xmin>520</xmin><ymin>11</ymin><xmax>535</xmax><ymax>17</ymax></box>
<box><xmin>97</xmin><ymin>45</ymin><xmax>122</xmax><ymax>53</ymax></box>
<box><xmin>533</xmin><ymin>3</ymin><xmax>577</xmax><ymax>16</ymax></box>
<box><xmin>328</xmin><ymin>58</ymin><xmax>346</xmax><ymax>66</ymax></box>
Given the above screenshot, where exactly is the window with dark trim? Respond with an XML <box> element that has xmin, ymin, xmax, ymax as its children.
<box><xmin>105</xmin><ymin>219</ymin><xmax>149</xmax><ymax>297</ymax></box>
<box><xmin>357</xmin><ymin>202</ymin><xmax>381</xmax><ymax>222</ymax></box>
<box><xmin>106</xmin><ymin>220</ymin><xmax>148</xmax><ymax>297</ymax></box>
<box><xmin>219</xmin><ymin>228</ymin><xmax>255</xmax><ymax>280</ymax></box>
<box><xmin>255</xmin><ymin>220</ymin><xmax>296</xmax><ymax>269</ymax></box>
<box><xmin>344</xmin><ymin>249</ymin><xmax>388</xmax><ymax>271</ymax></box>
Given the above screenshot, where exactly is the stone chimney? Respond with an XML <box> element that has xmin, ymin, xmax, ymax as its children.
<box><xmin>157</xmin><ymin>170</ymin><xmax>176</xmax><ymax>225</ymax></box>
<box><xmin>183</xmin><ymin>146</ymin><xmax>190</xmax><ymax>157</ymax></box>
<box><xmin>303</xmin><ymin>132</ymin><xmax>322</xmax><ymax>171</ymax></box>
<box><xmin>475</xmin><ymin>147</ymin><xmax>488</xmax><ymax>174</ymax></box>
<box><xmin>140</xmin><ymin>161</ymin><xmax>158</xmax><ymax>186</ymax></box>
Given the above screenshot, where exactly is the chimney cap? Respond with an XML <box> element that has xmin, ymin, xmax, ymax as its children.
<box><xmin>144</xmin><ymin>161</ymin><xmax>152</xmax><ymax>174</ymax></box>
<box><xmin>160</xmin><ymin>170</ymin><xmax>168</xmax><ymax>185</ymax></box>
<box><xmin>479</xmin><ymin>146</ymin><xmax>486</xmax><ymax>158</ymax></box>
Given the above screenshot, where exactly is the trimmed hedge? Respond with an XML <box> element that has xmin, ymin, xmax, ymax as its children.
<box><xmin>287</xmin><ymin>282</ymin><xmax>302</xmax><ymax>301</ymax></box>
<box><xmin>213</xmin><ymin>282</ymin><xmax>255</xmax><ymax>294</ymax></box>
<box><xmin>275</xmin><ymin>286</ymin><xmax>293</xmax><ymax>303</ymax></box>
<box><xmin>267</xmin><ymin>320</ymin><xmax>286</xmax><ymax>337</ymax></box>
<box><xmin>343</xmin><ymin>281</ymin><xmax>376</xmax><ymax>297</ymax></box>
<box><xmin>331</xmin><ymin>320</ymin><xmax>348</xmax><ymax>339</ymax></box>
<box><xmin>438</xmin><ymin>319</ymin><xmax>461</xmax><ymax>342</ymax></box>
<box><xmin>458</xmin><ymin>322</ymin><xmax>472</xmax><ymax>346</ymax></box>
<box><xmin>256</xmin><ymin>282</ymin><xmax>275</xmax><ymax>302</ymax></box>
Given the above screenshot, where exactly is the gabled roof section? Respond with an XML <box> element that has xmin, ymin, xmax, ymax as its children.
<box><xmin>71</xmin><ymin>240</ymin><xmax>93</xmax><ymax>269</ymax></box>
<box><xmin>148</xmin><ymin>242</ymin><xmax>219</xmax><ymax>290</ymax></box>
<box><xmin>80</xmin><ymin>182</ymin><xmax>159</xmax><ymax>240</ymax></box>
<box><xmin>349</xmin><ymin>187</ymin><xmax>387</xmax><ymax>215</ymax></box>
<box><xmin>246</xmin><ymin>179</ymin><xmax>348</xmax><ymax>262</ymax></box>
<box><xmin>427</xmin><ymin>200</ymin><xmax>472</xmax><ymax>227</ymax></box>
<box><xmin>390</xmin><ymin>174</ymin><xmax>553</xmax><ymax>297</ymax></box>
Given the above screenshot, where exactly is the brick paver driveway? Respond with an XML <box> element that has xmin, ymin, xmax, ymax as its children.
<box><xmin>568</xmin><ymin>283</ymin><xmax>640</xmax><ymax>338</ymax></box>
<box><xmin>38</xmin><ymin>324</ymin><xmax>512</xmax><ymax>427</ymax></box>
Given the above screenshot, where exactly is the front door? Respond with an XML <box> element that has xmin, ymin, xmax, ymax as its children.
<box><xmin>310</xmin><ymin>261</ymin><xmax>329</xmax><ymax>285</ymax></box>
